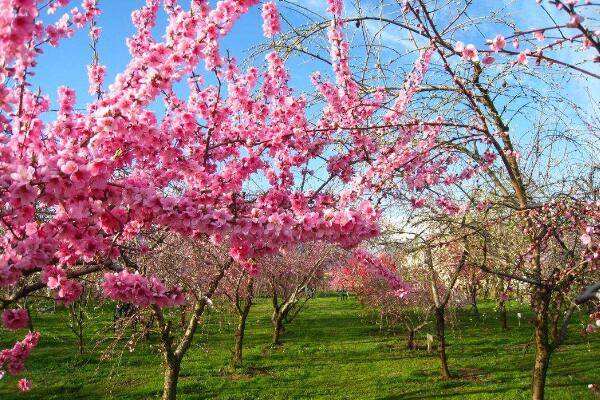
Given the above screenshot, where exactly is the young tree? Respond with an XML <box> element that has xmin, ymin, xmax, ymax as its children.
<box><xmin>261</xmin><ymin>242</ymin><xmax>340</xmax><ymax>345</ymax></box>
<box><xmin>220</xmin><ymin>264</ymin><xmax>256</xmax><ymax>368</ymax></box>
<box><xmin>331</xmin><ymin>252</ymin><xmax>430</xmax><ymax>350</ymax></box>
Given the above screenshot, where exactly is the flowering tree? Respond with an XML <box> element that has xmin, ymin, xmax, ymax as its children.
<box><xmin>2</xmin><ymin>0</ymin><xmax>469</xmax><ymax>395</ymax></box>
<box><xmin>0</xmin><ymin>0</ymin><xmax>421</xmax><ymax>394</ymax></box>
<box><xmin>272</xmin><ymin>1</ymin><xmax>599</xmax><ymax>398</ymax></box>
<box><xmin>219</xmin><ymin>262</ymin><xmax>255</xmax><ymax>368</ymax></box>
<box><xmin>260</xmin><ymin>241</ymin><xmax>342</xmax><ymax>345</ymax></box>
<box><xmin>331</xmin><ymin>252</ymin><xmax>431</xmax><ymax>350</ymax></box>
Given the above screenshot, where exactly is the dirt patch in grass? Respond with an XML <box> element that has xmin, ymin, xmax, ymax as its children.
<box><xmin>458</xmin><ymin>368</ymin><xmax>490</xmax><ymax>382</ymax></box>
<box><xmin>221</xmin><ymin>366</ymin><xmax>274</xmax><ymax>381</ymax></box>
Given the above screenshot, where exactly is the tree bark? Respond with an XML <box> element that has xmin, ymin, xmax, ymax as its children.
<box><xmin>272</xmin><ymin>312</ymin><xmax>284</xmax><ymax>345</ymax></box>
<box><xmin>233</xmin><ymin>301</ymin><xmax>251</xmax><ymax>367</ymax></box>
<box><xmin>531</xmin><ymin>336</ymin><xmax>551</xmax><ymax>400</ymax></box>
<box><xmin>499</xmin><ymin>301</ymin><xmax>508</xmax><ymax>330</ymax></box>
<box><xmin>531</xmin><ymin>288</ymin><xmax>552</xmax><ymax>400</ymax></box>
<box><xmin>407</xmin><ymin>328</ymin><xmax>416</xmax><ymax>350</ymax></box>
<box><xmin>435</xmin><ymin>307</ymin><xmax>451</xmax><ymax>380</ymax></box>
<box><xmin>162</xmin><ymin>357</ymin><xmax>181</xmax><ymax>400</ymax></box>
<box><xmin>470</xmin><ymin>286</ymin><xmax>479</xmax><ymax>317</ymax></box>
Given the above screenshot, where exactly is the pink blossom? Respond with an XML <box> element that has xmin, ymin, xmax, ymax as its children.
<box><xmin>327</xmin><ymin>0</ymin><xmax>343</xmax><ymax>15</ymax></box>
<box><xmin>490</xmin><ymin>35</ymin><xmax>506</xmax><ymax>52</ymax></box>
<box><xmin>454</xmin><ymin>42</ymin><xmax>478</xmax><ymax>61</ymax></box>
<box><xmin>454</xmin><ymin>41</ymin><xmax>465</xmax><ymax>53</ymax></box>
<box><xmin>89</xmin><ymin>26</ymin><xmax>101</xmax><ymax>40</ymax></box>
<box><xmin>353</xmin><ymin>249</ymin><xmax>411</xmax><ymax>298</ymax></box>
<box><xmin>462</xmin><ymin>44</ymin><xmax>478</xmax><ymax>61</ymax></box>
<box><xmin>1</xmin><ymin>309</ymin><xmax>29</xmax><ymax>330</ymax></box>
<box><xmin>56</xmin><ymin>280</ymin><xmax>83</xmax><ymax>305</ymax></box>
<box><xmin>17</xmin><ymin>378</ymin><xmax>31</xmax><ymax>392</ymax></box>
<box><xmin>516</xmin><ymin>50</ymin><xmax>530</xmax><ymax>65</ymax></box>
<box><xmin>567</xmin><ymin>13</ymin><xmax>583</xmax><ymax>28</ymax></box>
<box><xmin>0</xmin><ymin>332</ymin><xmax>40</xmax><ymax>379</ymax></box>
<box><xmin>60</xmin><ymin>160</ymin><xmax>79</xmax><ymax>175</ymax></box>
<box><xmin>102</xmin><ymin>270</ymin><xmax>186</xmax><ymax>308</ymax></box>
<box><xmin>261</xmin><ymin>3</ymin><xmax>281</xmax><ymax>38</ymax></box>
<box><xmin>87</xmin><ymin>64</ymin><xmax>106</xmax><ymax>95</ymax></box>
<box><xmin>482</xmin><ymin>54</ymin><xmax>495</xmax><ymax>65</ymax></box>
<box><xmin>41</xmin><ymin>265</ymin><xmax>66</xmax><ymax>289</ymax></box>
<box><xmin>581</xmin><ymin>233</ymin><xmax>592</xmax><ymax>245</ymax></box>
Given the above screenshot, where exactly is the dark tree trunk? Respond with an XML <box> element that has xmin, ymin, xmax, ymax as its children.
<box><xmin>435</xmin><ymin>307</ymin><xmax>451</xmax><ymax>380</ymax></box>
<box><xmin>531</xmin><ymin>288</ymin><xmax>552</xmax><ymax>400</ymax></box>
<box><xmin>78</xmin><ymin>317</ymin><xmax>84</xmax><ymax>355</ymax></box>
<box><xmin>470</xmin><ymin>287</ymin><xmax>479</xmax><ymax>317</ymax></box>
<box><xmin>162</xmin><ymin>358</ymin><xmax>181</xmax><ymax>400</ymax></box>
<box><xmin>233</xmin><ymin>303</ymin><xmax>251</xmax><ymax>367</ymax></box>
<box><xmin>407</xmin><ymin>329</ymin><xmax>417</xmax><ymax>350</ymax></box>
<box><xmin>25</xmin><ymin>305</ymin><xmax>34</xmax><ymax>331</ymax></box>
<box><xmin>272</xmin><ymin>312</ymin><xmax>284</xmax><ymax>345</ymax></box>
<box><xmin>499</xmin><ymin>301</ymin><xmax>508</xmax><ymax>330</ymax></box>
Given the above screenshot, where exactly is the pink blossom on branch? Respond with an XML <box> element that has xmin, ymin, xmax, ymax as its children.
<box><xmin>0</xmin><ymin>331</ymin><xmax>40</xmax><ymax>379</ymax></box>
<box><xmin>261</xmin><ymin>2</ymin><xmax>281</xmax><ymax>38</ymax></box>
<box><xmin>353</xmin><ymin>249</ymin><xmax>411</xmax><ymax>298</ymax></box>
<box><xmin>489</xmin><ymin>35</ymin><xmax>506</xmax><ymax>52</ymax></box>
<box><xmin>1</xmin><ymin>309</ymin><xmax>29</xmax><ymax>331</ymax></box>
<box><xmin>101</xmin><ymin>270</ymin><xmax>185</xmax><ymax>308</ymax></box>
<box><xmin>327</xmin><ymin>0</ymin><xmax>343</xmax><ymax>16</ymax></box>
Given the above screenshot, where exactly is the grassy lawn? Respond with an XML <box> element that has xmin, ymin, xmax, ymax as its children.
<box><xmin>0</xmin><ymin>295</ymin><xmax>598</xmax><ymax>399</ymax></box>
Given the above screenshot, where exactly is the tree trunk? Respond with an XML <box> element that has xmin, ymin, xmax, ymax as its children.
<box><xmin>531</xmin><ymin>342</ymin><xmax>550</xmax><ymax>400</ymax></box>
<box><xmin>272</xmin><ymin>312</ymin><xmax>284</xmax><ymax>345</ymax></box>
<box><xmin>531</xmin><ymin>288</ymin><xmax>552</xmax><ymax>400</ymax></box>
<box><xmin>499</xmin><ymin>301</ymin><xmax>508</xmax><ymax>330</ymax></box>
<box><xmin>233</xmin><ymin>305</ymin><xmax>251</xmax><ymax>367</ymax></box>
<box><xmin>407</xmin><ymin>329</ymin><xmax>416</xmax><ymax>350</ymax></box>
<box><xmin>470</xmin><ymin>288</ymin><xmax>479</xmax><ymax>317</ymax></box>
<box><xmin>162</xmin><ymin>358</ymin><xmax>181</xmax><ymax>400</ymax></box>
<box><xmin>25</xmin><ymin>304</ymin><xmax>34</xmax><ymax>331</ymax></box>
<box><xmin>435</xmin><ymin>307</ymin><xmax>451</xmax><ymax>380</ymax></box>
<box><xmin>78</xmin><ymin>319</ymin><xmax>84</xmax><ymax>355</ymax></box>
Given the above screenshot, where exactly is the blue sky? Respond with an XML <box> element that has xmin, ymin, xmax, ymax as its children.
<box><xmin>32</xmin><ymin>0</ymin><xmax>599</xmax><ymax>193</ymax></box>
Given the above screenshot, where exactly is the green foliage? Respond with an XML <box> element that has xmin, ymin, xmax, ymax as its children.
<box><xmin>0</xmin><ymin>297</ymin><xmax>597</xmax><ymax>399</ymax></box>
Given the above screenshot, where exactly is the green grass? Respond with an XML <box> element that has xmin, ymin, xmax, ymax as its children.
<box><xmin>1</xmin><ymin>296</ymin><xmax>598</xmax><ymax>399</ymax></box>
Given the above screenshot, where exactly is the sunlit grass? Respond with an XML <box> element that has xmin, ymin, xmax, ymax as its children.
<box><xmin>0</xmin><ymin>295</ymin><xmax>598</xmax><ymax>399</ymax></box>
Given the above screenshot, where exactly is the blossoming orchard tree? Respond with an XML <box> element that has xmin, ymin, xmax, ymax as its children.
<box><xmin>0</xmin><ymin>0</ymin><xmax>481</xmax><ymax>398</ymax></box>
<box><xmin>270</xmin><ymin>0</ymin><xmax>600</xmax><ymax>398</ymax></box>
<box><xmin>260</xmin><ymin>241</ymin><xmax>342</xmax><ymax>345</ymax></box>
<box><xmin>330</xmin><ymin>252</ymin><xmax>431</xmax><ymax>349</ymax></box>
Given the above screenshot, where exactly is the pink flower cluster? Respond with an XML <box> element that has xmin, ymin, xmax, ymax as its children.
<box><xmin>1</xmin><ymin>309</ymin><xmax>29</xmax><ymax>330</ymax></box>
<box><xmin>454</xmin><ymin>41</ymin><xmax>478</xmax><ymax>62</ymax></box>
<box><xmin>101</xmin><ymin>270</ymin><xmax>186</xmax><ymax>308</ymax></box>
<box><xmin>353</xmin><ymin>249</ymin><xmax>411</xmax><ymax>298</ymax></box>
<box><xmin>327</xmin><ymin>0</ymin><xmax>343</xmax><ymax>16</ymax></box>
<box><xmin>261</xmin><ymin>2</ymin><xmax>280</xmax><ymax>38</ymax></box>
<box><xmin>87</xmin><ymin>63</ymin><xmax>106</xmax><ymax>95</ymax></box>
<box><xmin>0</xmin><ymin>331</ymin><xmax>40</xmax><ymax>385</ymax></box>
<box><xmin>41</xmin><ymin>266</ymin><xmax>83</xmax><ymax>305</ymax></box>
